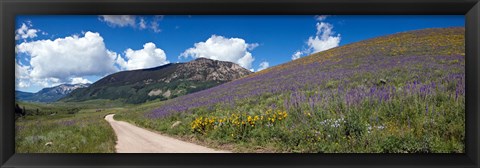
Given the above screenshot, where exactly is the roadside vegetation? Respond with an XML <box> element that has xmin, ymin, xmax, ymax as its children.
<box><xmin>15</xmin><ymin>100</ymin><xmax>126</xmax><ymax>153</ymax></box>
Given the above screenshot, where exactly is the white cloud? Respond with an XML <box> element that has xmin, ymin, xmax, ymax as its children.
<box><xmin>118</xmin><ymin>42</ymin><xmax>170</xmax><ymax>70</ymax></box>
<box><xmin>292</xmin><ymin>51</ymin><xmax>303</xmax><ymax>60</ymax></box>
<box><xmin>151</xmin><ymin>20</ymin><xmax>161</xmax><ymax>33</ymax></box>
<box><xmin>99</xmin><ymin>15</ymin><xmax>136</xmax><ymax>28</ymax></box>
<box><xmin>292</xmin><ymin>16</ymin><xmax>341</xmax><ymax>60</ymax></box>
<box><xmin>315</xmin><ymin>15</ymin><xmax>328</xmax><ymax>21</ymax></box>
<box><xmin>107</xmin><ymin>50</ymin><xmax>127</xmax><ymax>70</ymax></box>
<box><xmin>15</xmin><ymin>61</ymin><xmax>31</xmax><ymax>88</ymax></box>
<box><xmin>180</xmin><ymin>35</ymin><xmax>257</xmax><ymax>69</ymax></box>
<box><xmin>15</xmin><ymin>61</ymin><xmax>29</xmax><ymax>79</ymax></box>
<box><xmin>34</xmin><ymin>78</ymin><xmax>62</xmax><ymax>88</ymax></box>
<box><xmin>307</xmin><ymin>22</ymin><xmax>341</xmax><ymax>53</ymax></box>
<box><xmin>150</xmin><ymin>16</ymin><xmax>163</xmax><ymax>33</ymax></box>
<box><xmin>248</xmin><ymin>43</ymin><xmax>260</xmax><ymax>50</ymax></box>
<box><xmin>15</xmin><ymin>23</ymin><xmax>39</xmax><ymax>40</ymax></box>
<box><xmin>139</xmin><ymin>18</ymin><xmax>147</xmax><ymax>29</ymax></box>
<box><xmin>15</xmin><ymin>59</ymin><xmax>66</xmax><ymax>89</ymax></box>
<box><xmin>71</xmin><ymin>77</ymin><xmax>92</xmax><ymax>84</ymax></box>
<box><xmin>17</xmin><ymin>81</ymin><xmax>30</xmax><ymax>88</ymax></box>
<box><xmin>15</xmin><ymin>30</ymin><xmax>171</xmax><ymax>89</ymax></box>
<box><xmin>257</xmin><ymin>61</ymin><xmax>269</xmax><ymax>71</ymax></box>
<box><xmin>16</xmin><ymin>31</ymin><xmax>119</xmax><ymax>87</ymax></box>
<box><xmin>99</xmin><ymin>15</ymin><xmax>162</xmax><ymax>33</ymax></box>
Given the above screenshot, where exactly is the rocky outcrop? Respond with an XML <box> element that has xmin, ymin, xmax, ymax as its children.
<box><xmin>169</xmin><ymin>58</ymin><xmax>252</xmax><ymax>82</ymax></box>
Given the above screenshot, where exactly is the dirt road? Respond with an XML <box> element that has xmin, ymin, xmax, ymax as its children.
<box><xmin>104</xmin><ymin>114</ymin><xmax>230</xmax><ymax>153</ymax></box>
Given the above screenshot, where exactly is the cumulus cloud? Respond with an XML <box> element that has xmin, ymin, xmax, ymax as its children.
<box><xmin>31</xmin><ymin>78</ymin><xmax>62</xmax><ymax>88</ymax></box>
<box><xmin>180</xmin><ymin>35</ymin><xmax>257</xmax><ymax>69</ymax></box>
<box><xmin>16</xmin><ymin>81</ymin><xmax>30</xmax><ymax>88</ymax></box>
<box><xmin>15</xmin><ymin>61</ymin><xmax>29</xmax><ymax>79</ymax></box>
<box><xmin>15</xmin><ymin>31</ymin><xmax>119</xmax><ymax>87</ymax></box>
<box><xmin>292</xmin><ymin>51</ymin><xmax>303</xmax><ymax>60</ymax></box>
<box><xmin>108</xmin><ymin>50</ymin><xmax>127</xmax><ymax>69</ymax></box>
<box><xmin>15</xmin><ymin>31</ymin><xmax>172</xmax><ymax>89</ymax></box>
<box><xmin>292</xmin><ymin>16</ymin><xmax>341</xmax><ymax>60</ymax></box>
<box><xmin>257</xmin><ymin>61</ymin><xmax>269</xmax><ymax>71</ymax></box>
<box><xmin>15</xmin><ymin>22</ymin><xmax>40</xmax><ymax>40</ymax></box>
<box><xmin>117</xmin><ymin>42</ymin><xmax>170</xmax><ymax>70</ymax></box>
<box><xmin>15</xmin><ymin>61</ymin><xmax>31</xmax><ymax>88</ymax></box>
<box><xmin>15</xmin><ymin>62</ymin><xmax>63</xmax><ymax>88</ymax></box>
<box><xmin>71</xmin><ymin>77</ymin><xmax>92</xmax><ymax>84</ymax></box>
<box><xmin>307</xmin><ymin>22</ymin><xmax>341</xmax><ymax>53</ymax></box>
<box><xmin>99</xmin><ymin>15</ymin><xmax>136</xmax><ymax>28</ymax></box>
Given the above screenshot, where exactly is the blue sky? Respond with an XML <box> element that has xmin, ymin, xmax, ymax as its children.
<box><xmin>15</xmin><ymin>15</ymin><xmax>464</xmax><ymax>92</ymax></box>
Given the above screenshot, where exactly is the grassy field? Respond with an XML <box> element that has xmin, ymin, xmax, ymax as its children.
<box><xmin>15</xmin><ymin>100</ymin><xmax>127</xmax><ymax>153</ymax></box>
<box><xmin>115</xmin><ymin>28</ymin><xmax>465</xmax><ymax>153</ymax></box>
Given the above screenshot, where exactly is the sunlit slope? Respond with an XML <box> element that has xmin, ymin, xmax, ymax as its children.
<box><xmin>254</xmin><ymin>27</ymin><xmax>464</xmax><ymax>76</ymax></box>
<box><xmin>148</xmin><ymin>27</ymin><xmax>464</xmax><ymax>118</ymax></box>
<box><xmin>123</xmin><ymin>27</ymin><xmax>465</xmax><ymax>152</ymax></box>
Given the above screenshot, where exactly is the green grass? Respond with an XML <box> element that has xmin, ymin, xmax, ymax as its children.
<box><xmin>115</xmin><ymin>89</ymin><xmax>464</xmax><ymax>153</ymax></box>
<box><xmin>114</xmin><ymin>28</ymin><xmax>465</xmax><ymax>153</ymax></box>
<box><xmin>15</xmin><ymin>100</ymin><xmax>127</xmax><ymax>153</ymax></box>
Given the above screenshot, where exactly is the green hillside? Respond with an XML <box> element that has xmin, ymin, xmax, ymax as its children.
<box><xmin>117</xmin><ymin>27</ymin><xmax>465</xmax><ymax>153</ymax></box>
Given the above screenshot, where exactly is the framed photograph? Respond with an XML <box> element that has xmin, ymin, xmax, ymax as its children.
<box><xmin>1</xmin><ymin>0</ymin><xmax>479</xmax><ymax>167</ymax></box>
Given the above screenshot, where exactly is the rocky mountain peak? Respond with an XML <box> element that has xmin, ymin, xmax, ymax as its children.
<box><xmin>16</xmin><ymin>83</ymin><xmax>91</xmax><ymax>102</ymax></box>
<box><xmin>176</xmin><ymin>58</ymin><xmax>252</xmax><ymax>81</ymax></box>
<box><xmin>39</xmin><ymin>83</ymin><xmax>91</xmax><ymax>95</ymax></box>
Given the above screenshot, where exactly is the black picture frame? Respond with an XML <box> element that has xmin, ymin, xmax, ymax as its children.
<box><xmin>1</xmin><ymin>0</ymin><xmax>479</xmax><ymax>167</ymax></box>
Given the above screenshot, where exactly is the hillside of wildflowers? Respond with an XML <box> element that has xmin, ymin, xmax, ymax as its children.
<box><xmin>116</xmin><ymin>27</ymin><xmax>465</xmax><ymax>153</ymax></box>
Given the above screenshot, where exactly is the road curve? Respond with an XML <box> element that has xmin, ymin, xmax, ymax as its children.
<box><xmin>105</xmin><ymin>114</ymin><xmax>230</xmax><ymax>153</ymax></box>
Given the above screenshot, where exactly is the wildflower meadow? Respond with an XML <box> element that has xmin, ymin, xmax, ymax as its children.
<box><xmin>116</xmin><ymin>28</ymin><xmax>465</xmax><ymax>153</ymax></box>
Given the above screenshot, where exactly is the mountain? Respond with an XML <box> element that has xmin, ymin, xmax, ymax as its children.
<box><xmin>16</xmin><ymin>83</ymin><xmax>91</xmax><ymax>103</ymax></box>
<box><xmin>61</xmin><ymin>58</ymin><xmax>252</xmax><ymax>104</ymax></box>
